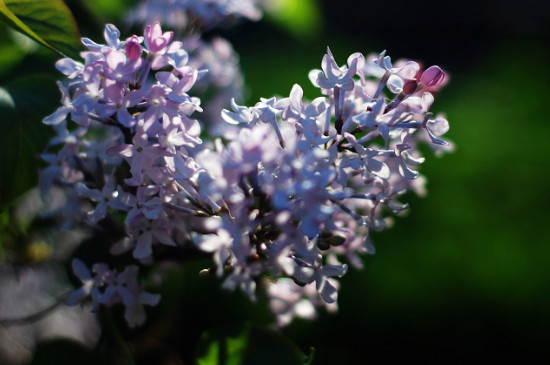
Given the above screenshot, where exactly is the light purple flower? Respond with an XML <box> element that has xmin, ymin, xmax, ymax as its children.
<box><xmin>308</xmin><ymin>47</ymin><xmax>364</xmax><ymax>91</ymax></box>
<box><xmin>106</xmin><ymin>120</ymin><xmax>172</xmax><ymax>185</ymax></box>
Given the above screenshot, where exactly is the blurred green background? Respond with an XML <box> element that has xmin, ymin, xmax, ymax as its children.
<box><xmin>1</xmin><ymin>0</ymin><xmax>550</xmax><ymax>363</ymax></box>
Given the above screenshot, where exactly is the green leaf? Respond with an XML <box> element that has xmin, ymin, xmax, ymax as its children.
<box><xmin>0</xmin><ymin>32</ymin><xmax>27</xmax><ymax>78</ymax></box>
<box><xmin>197</xmin><ymin>330</ymin><xmax>247</xmax><ymax>365</ymax></box>
<box><xmin>0</xmin><ymin>74</ymin><xmax>56</xmax><ymax>212</ymax></box>
<box><xmin>0</xmin><ymin>0</ymin><xmax>81</xmax><ymax>58</ymax></box>
<box><xmin>196</xmin><ymin>323</ymin><xmax>307</xmax><ymax>365</ymax></box>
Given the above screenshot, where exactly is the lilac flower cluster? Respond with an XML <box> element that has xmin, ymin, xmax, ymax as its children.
<box><xmin>66</xmin><ymin>259</ymin><xmax>160</xmax><ymax>327</ymax></box>
<box><xmin>182</xmin><ymin>35</ymin><xmax>244</xmax><ymax>134</ymax></box>
<box><xmin>127</xmin><ymin>0</ymin><xmax>257</xmax><ymax>136</ymax></box>
<box><xmin>128</xmin><ymin>0</ymin><xmax>262</xmax><ymax>31</ymax></box>
<box><xmin>42</xmin><ymin>23</ymin><xmax>451</xmax><ymax>327</ymax></box>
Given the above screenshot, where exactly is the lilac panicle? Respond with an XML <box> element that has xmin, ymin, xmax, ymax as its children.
<box><xmin>43</xmin><ymin>21</ymin><xmax>452</xmax><ymax>328</ymax></box>
<box><xmin>128</xmin><ymin>0</ymin><xmax>263</xmax><ymax>31</ymax></box>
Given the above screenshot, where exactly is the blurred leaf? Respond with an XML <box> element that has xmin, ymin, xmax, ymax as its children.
<box><xmin>263</xmin><ymin>0</ymin><xmax>322</xmax><ymax>39</ymax></box>
<box><xmin>197</xmin><ymin>329</ymin><xmax>246</xmax><ymax>365</ymax></box>
<box><xmin>0</xmin><ymin>23</ymin><xmax>61</xmax><ymax>84</ymax></box>
<box><xmin>62</xmin><ymin>0</ymin><xmax>135</xmax><ymax>38</ymax></box>
<box><xmin>244</xmin><ymin>325</ymin><xmax>308</xmax><ymax>365</ymax></box>
<box><xmin>0</xmin><ymin>0</ymin><xmax>81</xmax><ymax>58</ymax></box>
<box><xmin>82</xmin><ymin>0</ymin><xmax>135</xmax><ymax>21</ymax></box>
<box><xmin>0</xmin><ymin>31</ymin><xmax>26</xmax><ymax>78</ymax></box>
<box><xmin>196</xmin><ymin>323</ymin><xmax>307</xmax><ymax>365</ymax></box>
<box><xmin>0</xmin><ymin>74</ymin><xmax>56</xmax><ymax>212</ymax></box>
<box><xmin>305</xmin><ymin>347</ymin><xmax>315</xmax><ymax>365</ymax></box>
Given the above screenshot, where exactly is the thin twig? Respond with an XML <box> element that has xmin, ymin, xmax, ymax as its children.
<box><xmin>0</xmin><ymin>293</ymin><xmax>68</xmax><ymax>327</ymax></box>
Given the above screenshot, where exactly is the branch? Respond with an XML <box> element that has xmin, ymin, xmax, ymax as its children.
<box><xmin>0</xmin><ymin>292</ymin><xmax>67</xmax><ymax>327</ymax></box>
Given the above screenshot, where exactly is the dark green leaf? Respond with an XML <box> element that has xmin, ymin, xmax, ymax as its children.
<box><xmin>196</xmin><ymin>323</ymin><xmax>307</xmax><ymax>365</ymax></box>
<box><xmin>0</xmin><ymin>32</ymin><xmax>27</xmax><ymax>78</ymax></box>
<box><xmin>0</xmin><ymin>0</ymin><xmax>81</xmax><ymax>58</ymax></box>
<box><xmin>0</xmin><ymin>74</ymin><xmax>56</xmax><ymax>211</ymax></box>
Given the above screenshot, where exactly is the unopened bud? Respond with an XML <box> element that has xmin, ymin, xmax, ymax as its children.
<box><xmin>125</xmin><ymin>36</ymin><xmax>142</xmax><ymax>61</ymax></box>
<box><xmin>420</xmin><ymin>66</ymin><xmax>445</xmax><ymax>87</ymax></box>
<box><xmin>403</xmin><ymin>79</ymin><xmax>418</xmax><ymax>95</ymax></box>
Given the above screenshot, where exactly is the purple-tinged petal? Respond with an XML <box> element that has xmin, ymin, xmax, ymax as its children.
<box><xmin>75</xmin><ymin>182</ymin><xmax>103</xmax><ymax>201</ymax></box>
<box><xmin>95</xmin><ymin>103</ymin><xmax>117</xmax><ymax>117</ymax></box>
<box><xmin>123</xmin><ymin>90</ymin><xmax>145</xmax><ymax>107</ymax></box>
<box><xmin>399</xmin><ymin>160</ymin><xmax>419</xmax><ymax>179</ymax></box>
<box><xmin>72</xmin><ymin>258</ymin><xmax>92</xmax><ymax>281</ymax></box>
<box><xmin>89</xmin><ymin>202</ymin><xmax>108</xmax><ymax>224</ymax></box>
<box><xmin>43</xmin><ymin>106</ymin><xmax>70</xmax><ymax>125</ymax></box>
<box><xmin>98</xmin><ymin>285</ymin><xmax>116</xmax><ymax>304</ymax></box>
<box><xmin>107</xmin><ymin>144</ymin><xmax>135</xmax><ymax>157</ymax></box>
<box><xmin>426</xmin><ymin>116</ymin><xmax>449</xmax><ymax>136</ymax></box>
<box><xmin>104</xmin><ymin>24</ymin><xmax>121</xmax><ymax>48</ymax></box>
<box><xmin>425</xmin><ymin>127</ymin><xmax>448</xmax><ymax>145</ymax></box>
<box><xmin>55</xmin><ymin>58</ymin><xmax>83</xmax><ymax>77</ymax></box>
<box><xmin>368</xmin><ymin>158</ymin><xmax>390</xmax><ymax>179</ymax></box>
<box><xmin>118</xmin><ymin>286</ymin><xmax>137</xmax><ymax>307</ymax></box>
<box><xmin>401</xmin><ymin>150</ymin><xmax>425</xmax><ymax>165</ymax></box>
<box><xmin>308</xmin><ymin>69</ymin><xmax>324</xmax><ymax>88</ymax></box>
<box><xmin>387</xmin><ymin>74</ymin><xmax>404</xmax><ymax>94</ymax></box>
<box><xmin>66</xmin><ymin>288</ymin><xmax>88</xmax><ymax>306</ymax></box>
<box><xmin>152</xmin><ymin>230</ymin><xmax>176</xmax><ymax>247</ymax></box>
<box><xmin>105</xmin><ymin>50</ymin><xmax>126</xmax><ymax>71</ymax></box>
<box><xmin>117</xmin><ymin>109</ymin><xmax>136</xmax><ymax>128</ymax></box>
<box><xmin>124</xmin><ymin>303</ymin><xmax>146</xmax><ymax>328</ymax></box>
<box><xmin>134</xmin><ymin>231</ymin><xmax>153</xmax><ymax>259</ymax></box>
<box><xmin>421</xmin><ymin>92</ymin><xmax>434</xmax><ymax>112</ymax></box>
<box><xmin>317</xmin><ymin>278</ymin><xmax>338</xmax><ymax>303</ymax></box>
<box><xmin>139</xmin><ymin>292</ymin><xmax>161</xmax><ymax>306</ymax></box>
<box><xmin>289</xmin><ymin>84</ymin><xmax>303</xmax><ymax>113</ymax></box>
<box><xmin>397</xmin><ymin>61</ymin><xmax>420</xmax><ymax>80</ymax></box>
<box><xmin>38</xmin><ymin>165</ymin><xmax>59</xmax><ymax>191</ymax></box>
<box><xmin>221</xmin><ymin>99</ymin><xmax>254</xmax><ymax>125</ymax></box>
<box><xmin>81</xmin><ymin>37</ymin><xmax>103</xmax><ymax>52</ymax></box>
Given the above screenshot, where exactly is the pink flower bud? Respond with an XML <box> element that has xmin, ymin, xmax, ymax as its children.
<box><xmin>403</xmin><ymin>79</ymin><xmax>418</xmax><ymax>95</ymax></box>
<box><xmin>420</xmin><ymin>66</ymin><xmax>445</xmax><ymax>87</ymax></box>
<box><xmin>125</xmin><ymin>36</ymin><xmax>142</xmax><ymax>61</ymax></box>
